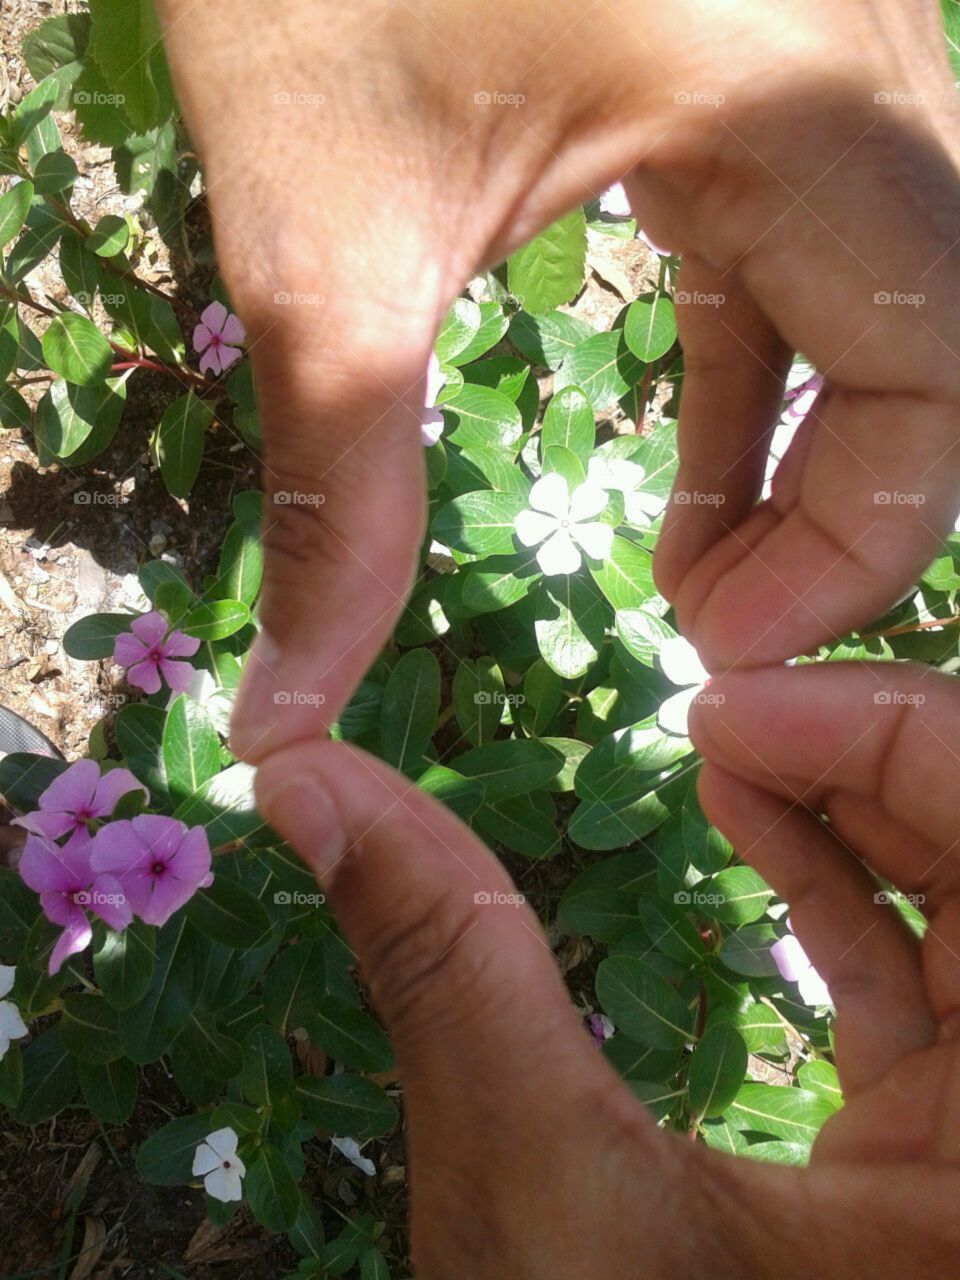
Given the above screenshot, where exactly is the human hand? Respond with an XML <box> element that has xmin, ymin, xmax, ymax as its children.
<box><xmin>250</xmin><ymin>660</ymin><xmax>960</xmax><ymax>1278</ymax></box>
<box><xmin>153</xmin><ymin>0</ymin><xmax>960</xmax><ymax>765</ymax></box>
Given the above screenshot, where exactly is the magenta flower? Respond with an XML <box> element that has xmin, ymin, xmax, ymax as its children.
<box><xmin>587</xmin><ymin>1013</ymin><xmax>615</xmax><ymax>1047</ymax></box>
<box><xmin>783</xmin><ymin>373</ymin><xmax>824</xmax><ymax>426</ymax></box>
<box><xmin>90</xmin><ymin>815</ymin><xmax>213</xmax><ymax>927</ymax></box>
<box><xmin>113</xmin><ymin>612</ymin><xmax>200</xmax><ymax>695</ymax></box>
<box><xmin>18</xmin><ymin>834</ymin><xmax>131</xmax><ymax>974</ymax></box>
<box><xmin>193</xmin><ymin>301</ymin><xmax>245</xmax><ymax>377</ymax></box>
<box><xmin>421</xmin><ymin>353</ymin><xmax>445</xmax><ymax>447</ymax></box>
<box><xmin>771</xmin><ymin>919</ymin><xmax>832</xmax><ymax>1008</ymax></box>
<box><xmin>12</xmin><ymin>759</ymin><xmax>145</xmax><ymax>850</ymax></box>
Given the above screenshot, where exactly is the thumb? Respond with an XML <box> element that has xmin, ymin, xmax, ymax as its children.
<box><xmin>224</xmin><ymin>216</ymin><xmax>455</xmax><ymax>764</ymax></box>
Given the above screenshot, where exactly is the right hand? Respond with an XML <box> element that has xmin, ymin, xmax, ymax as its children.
<box><xmin>153</xmin><ymin>0</ymin><xmax>960</xmax><ymax>765</ymax></box>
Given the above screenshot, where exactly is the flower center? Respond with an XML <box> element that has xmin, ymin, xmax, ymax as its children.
<box><xmin>222</xmin><ymin>1159</ymin><xmax>232</xmax><ymax>1168</ymax></box>
<box><xmin>210</xmin><ymin>333</ymin><xmax>222</xmax><ymax>347</ymax></box>
<box><xmin>559</xmin><ymin>518</ymin><xmax>570</xmax><ymax>529</ymax></box>
<box><xmin>150</xmin><ymin>860</ymin><xmax>167</xmax><ymax>877</ymax></box>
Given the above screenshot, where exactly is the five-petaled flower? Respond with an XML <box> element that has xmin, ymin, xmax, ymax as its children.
<box><xmin>18</xmin><ymin>834</ymin><xmax>131</xmax><ymax>973</ymax></box>
<box><xmin>421</xmin><ymin>353</ymin><xmax>446</xmax><ymax>447</ymax></box>
<box><xmin>771</xmin><ymin>919</ymin><xmax>832</xmax><ymax>1008</ymax></box>
<box><xmin>90</xmin><ymin>815</ymin><xmax>212</xmax><ymax>928</ymax></box>
<box><xmin>0</xmin><ymin>966</ymin><xmax>28</xmax><ymax>1061</ymax></box>
<box><xmin>514</xmin><ymin>473</ymin><xmax>613</xmax><ymax>576</ymax></box>
<box><xmin>587</xmin><ymin>456</ymin><xmax>666</xmax><ymax>528</ymax></box>
<box><xmin>113</xmin><ymin>612</ymin><xmax>200</xmax><ymax>695</ymax></box>
<box><xmin>193</xmin><ymin>1127</ymin><xmax>246</xmax><ymax>1202</ymax></box>
<box><xmin>12</xmin><ymin>759</ymin><xmax>145</xmax><ymax>851</ymax></box>
<box><xmin>193</xmin><ymin>301</ymin><xmax>245</xmax><ymax>377</ymax></box>
<box><xmin>657</xmin><ymin>635</ymin><xmax>711</xmax><ymax>736</ymax></box>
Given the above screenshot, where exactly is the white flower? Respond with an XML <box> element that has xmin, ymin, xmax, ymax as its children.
<box><xmin>421</xmin><ymin>353</ymin><xmax>445</xmax><ymax>447</ymax></box>
<box><xmin>587</xmin><ymin>456</ymin><xmax>666</xmax><ymax>528</ymax></box>
<box><xmin>331</xmin><ymin>1135</ymin><xmax>376</xmax><ymax>1177</ymax></box>
<box><xmin>657</xmin><ymin>636</ymin><xmax>710</xmax><ymax>736</ymax></box>
<box><xmin>514</xmin><ymin>473</ymin><xmax>614</xmax><ymax>576</ymax></box>
<box><xmin>192</xmin><ymin>1127</ymin><xmax>246</xmax><ymax>1202</ymax></box>
<box><xmin>599</xmin><ymin>182</ymin><xmax>632</xmax><ymax>218</ymax></box>
<box><xmin>0</xmin><ymin>966</ymin><xmax>27</xmax><ymax>1061</ymax></box>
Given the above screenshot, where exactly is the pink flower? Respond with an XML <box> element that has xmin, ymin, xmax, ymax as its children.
<box><xmin>587</xmin><ymin>1013</ymin><xmax>615</xmax><ymax>1047</ymax></box>
<box><xmin>599</xmin><ymin>182</ymin><xmax>632</xmax><ymax>218</ymax></box>
<box><xmin>421</xmin><ymin>353</ymin><xmax>445</xmax><ymax>447</ymax></box>
<box><xmin>18</xmin><ymin>834</ymin><xmax>131</xmax><ymax>974</ymax></box>
<box><xmin>90</xmin><ymin>815</ymin><xmax>213</xmax><ymax>927</ymax></box>
<box><xmin>783</xmin><ymin>373</ymin><xmax>824</xmax><ymax>425</ymax></box>
<box><xmin>113</xmin><ymin>612</ymin><xmax>200</xmax><ymax>695</ymax></box>
<box><xmin>12</xmin><ymin>759</ymin><xmax>145</xmax><ymax>850</ymax></box>
<box><xmin>193</xmin><ymin>301</ymin><xmax>245</xmax><ymax>377</ymax></box>
<box><xmin>771</xmin><ymin>919</ymin><xmax>832</xmax><ymax>1008</ymax></box>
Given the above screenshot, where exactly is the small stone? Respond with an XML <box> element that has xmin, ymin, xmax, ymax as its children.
<box><xmin>148</xmin><ymin>533</ymin><xmax>167</xmax><ymax>556</ymax></box>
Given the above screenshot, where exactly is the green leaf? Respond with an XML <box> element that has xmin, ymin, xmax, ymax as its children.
<box><xmin>216</xmin><ymin>521</ymin><xmax>263</xmax><ymax>605</ymax></box>
<box><xmin>23</xmin><ymin>15</ymin><xmax>90</xmax><ymax>103</ymax></box>
<box><xmin>361</xmin><ymin>1249</ymin><xmax>391</xmax><ymax>1280</ymax></box>
<box><xmin>87</xmin><ymin>0</ymin><xmax>176</xmax><ymax>132</ymax></box>
<box><xmin>59</xmin><ymin>232</ymin><xmax>102</xmax><ymax>306</ymax></box>
<box><xmin>11</xmin><ymin>79</ymin><xmax>59</xmax><ymax>147</ymax></box>
<box><xmin>541</xmin><ymin>385</ymin><xmax>595</xmax><ymax>462</ymax></box>
<box><xmin>595</xmin><ymin>955</ymin><xmax>693</xmax><ymax>1049</ymax></box>
<box><xmin>295</xmin><ymin>1075</ymin><xmax>397</xmax><ymax>1140</ymax></box>
<box><xmin>474</xmin><ymin>792</ymin><xmax>560</xmax><ymax>857</ymax></box>
<box><xmin>177</xmin><ymin>1012</ymin><xmax>242</xmax><ymax>1080</ymax></box>
<box><xmin>450</xmin><ymin>302</ymin><xmax>508</xmax><ymax>365</ymax></box>
<box><xmin>59</xmin><ymin>994</ymin><xmax>123</xmax><ymax>1063</ymax></box>
<box><xmin>719</xmin><ymin>924</ymin><xmax>781</xmax><ymax>977</ymax></box>
<box><xmin>635</xmin><ymin>896</ymin><xmax>705</xmax><ymax>964</ymax></box>
<box><xmin>451</xmin><ymin>658</ymin><xmax>504</xmax><ymax>747</ymax></box>
<box><xmin>615</xmin><ymin>608</ymin><xmax>675</xmax><ymax>666</ymax></box>
<box><xmin>33</xmin><ymin>149</ymin><xmax>78</xmax><ymax>195</ymax></box>
<box><xmin>590</xmin><ymin>536</ymin><xmax>656</xmax><ymax>610</ymax></box>
<box><xmin>163</xmin><ymin>694</ymin><xmax>220</xmax><ymax>802</ymax></box>
<box><xmin>694</xmin><ymin>867</ymin><xmax>772</xmax><ymax>925</ymax></box>
<box><xmin>797</xmin><ymin>1060</ymin><xmax>843</xmax><ymax>1111</ymax></box>
<box><xmin>89</xmin><ymin>213</ymin><xmax>130</xmax><ymax>257</ymax></box>
<box><xmin>724</xmin><ymin>1084</ymin><xmax>834</xmax><ymax>1148</ymax></box>
<box><xmin>154</xmin><ymin>391</ymin><xmax>213</xmax><ymax>498</ymax></box>
<box><xmin>623</xmin><ymin>295</ymin><xmax>677</xmax><ymax>361</ymax></box>
<box><xmin>381</xmin><ymin>648</ymin><xmax>440</xmax><ymax>774</ymax></box>
<box><xmin>136</xmin><ymin>1113</ymin><xmax>212</xmax><ymax>1184</ymax></box>
<box><xmin>180</xmin><ymin>599</ymin><xmax>250</xmax><ymax>641</ymax></box>
<box><xmin>307</xmin><ymin>999</ymin><xmax>394</xmax><ymax>1073</ymax></box>
<box><xmin>443</xmin><ymin>384</ymin><xmax>524</xmax><ymax>452</ymax></box>
<box><xmin>455</xmin><ymin>738</ymin><xmax>561</xmax><ymax>800</ymax></box>
<box><xmin>508</xmin><ymin>308</ymin><xmax>593</xmax><ymax>370</ymax></box>
<box><xmin>433</xmin><ymin>490</ymin><xmax>526</xmax><ymax>557</ymax></box>
<box><xmin>555</xmin><ymin>330</ymin><xmax>645</xmax><ymax>410</ymax></box>
<box><xmin>558</xmin><ymin>889</ymin><xmax>643</xmax><ymax>942</ymax></box>
<box><xmin>534</xmin><ymin>576</ymin><xmax>608</xmax><ymax>679</ymax></box>
<box><xmin>248</xmin><ymin>1143</ymin><xmax>300</xmax><ymax>1232</ymax></box>
<box><xmin>115</xmin><ymin>703</ymin><xmax>167</xmax><ymax>796</ymax></box>
<box><xmin>507</xmin><ymin>209</ymin><xmax>587</xmax><ymax>314</ymax></box>
<box><xmin>63</xmin><ymin>611</ymin><xmax>132</xmax><ymax>659</ymax></box>
<box><xmin>118</xmin><ymin>917</ymin><xmax>202</xmax><ymax>1063</ymax></box>
<box><xmin>79</xmin><ymin>1057</ymin><xmax>137</xmax><ymax>1124</ymax></box>
<box><xmin>263</xmin><ymin>942</ymin><xmax>326</xmax><ymax>1032</ymax></box>
<box><xmin>241</xmin><ymin>1024</ymin><xmax>293</xmax><ymax>1106</ymax></box>
<box><xmin>35</xmin><ymin>377</ymin><xmax>125</xmax><ymax>460</ymax></box>
<box><xmin>435</xmin><ymin>297</ymin><xmax>481</xmax><ymax>364</ymax></box>
<box><xmin>0</xmin><ymin>386</ymin><xmax>31</xmax><ymax>430</ymax></box>
<box><xmin>94</xmin><ymin>919</ymin><xmax>155</xmax><ymax>1009</ymax></box>
<box><xmin>187</xmin><ymin>876</ymin><xmax>272</xmax><ymax>950</ymax></box>
<box><xmin>688</xmin><ymin>1023</ymin><xmax>748</xmax><ymax>1118</ymax></box>
<box><xmin>42</xmin><ymin>313</ymin><xmax>112</xmax><ymax>386</ymax></box>
<box><xmin>461</xmin><ymin>557</ymin><xmax>539</xmax><ymax>614</ymax></box>
<box><xmin>0</xmin><ymin>181</ymin><xmax>34</xmax><ymax>249</ymax></box>
<box><xmin>0</xmin><ymin>1043</ymin><xmax>23</xmax><ymax>1108</ymax></box>
<box><xmin>14</xmin><ymin>1027</ymin><xmax>79</xmax><ymax>1124</ymax></box>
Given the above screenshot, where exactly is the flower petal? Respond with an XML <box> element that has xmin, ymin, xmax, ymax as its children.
<box><xmin>92</xmin><ymin>768</ymin><xmax>147</xmax><ymax>819</ymax></box>
<box><xmin>203</xmin><ymin>1126</ymin><xmax>239</xmax><ymax>1161</ymax></box>
<box><xmin>568</xmin><ymin>480</ymin><xmax>608</xmax><ymax>524</ymax></box>
<box><xmin>199</xmin><ymin>300</ymin><xmax>228</xmax><ymax>337</ymax></box>
<box><xmin>770</xmin><ymin>934</ymin><xmax>810</xmax><ymax>985</ymax></box>
<box><xmin>331</xmin><ymin>1136</ymin><xmax>376</xmax><ymax>1177</ymax></box>
<box><xmin>536</xmin><ymin>529</ymin><xmax>582</xmax><ymax>577</ymax></box>
<box><xmin>217</xmin><ymin>343</ymin><xmax>243</xmax><ymax>373</ymax></box>
<box><xmin>127</xmin><ymin>659</ymin><xmax>162</xmax><ymax>695</ymax></box>
<box><xmin>658</xmin><ymin>635</ymin><xmax>710</xmax><ymax>687</ymax></box>
<box><xmin>113</xmin><ymin>633</ymin><xmax>148</xmax><ymax>667</ymax></box>
<box><xmin>11</xmin><ymin>809</ymin><xmax>76</xmax><ymax>840</ymax></box>
<box><xmin>49</xmin><ymin>910</ymin><xmax>92</xmax><ymax>975</ymax></box>
<box><xmin>192</xmin><ymin>1140</ymin><xmax>220</xmax><ymax>1177</ymax></box>
<box><xmin>424</xmin><ymin>352</ymin><xmax>444</xmax><ymax>408</ymax></box>
<box><xmin>528</xmin><ymin>472</ymin><xmax>569</xmax><ymax>519</ymax></box>
<box><xmin>162</xmin><ymin>629</ymin><xmax>201</xmax><ymax>659</ymax></box>
<box><xmin>199</xmin><ymin>345</ymin><xmax>224</xmax><ymax>377</ymax></box>
<box><xmin>130</xmin><ymin>612</ymin><xmax>168</xmax><ymax>646</ymax></box>
<box><xmin>571</xmin><ymin>519</ymin><xmax>613</xmax><ymax>562</ymax></box>
<box><xmin>37</xmin><ymin>759</ymin><xmax>99</xmax><ymax>817</ymax></box>
<box><xmin>599</xmin><ymin>182</ymin><xmax>632</xmax><ymax>217</ymax></box>
<box><xmin>0</xmin><ymin>966</ymin><xmax>14</xmax><ymax>999</ymax></box>
<box><xmin>514</xmin><ymin>508</ymin><xmax>558</xmax><ymax>548</ymax></box>
<box><xmin>420</xmin><ymin>408</ymin><xmax>444</xmax><ymax>447</ymax></box>
<box><xmin>159</xmin><ymin>658</ymin><xmax>197</xmax><ymax>693</ymax></box>
<box><xmin>19</xmin><ymin>835</ymin><xmax>88</xmax><ymax>893</ymax></box>
<box><xmin>0</xmin><ymin>1000</ymin><xmax>27</xmax><ymax>1043</ymax></box>
<box><xmin>219</xmin><ymin>313</ymin><xmax>246</xmax><ymax>345</ymax></box>
<box><xmin>89</xmin><ymin>873</ymin><xmax>133</xmax><ymax>930</ymax></box>
<box><xmin>204</xmin><ymin>1166</ymin><xmax>243</xmax><ymax>1202</ymax></box>
<box><xmin>797</xmin><ymin>965</ymin><xmax>832</xmax><ymax>1008</ymax></box>
<box><xmin>192</xmin><ymin>322</ymin><xmax>213</xmax><ymax>354</ymax></box>
<box><xmin>624</xmin><ymin>490</ymin><xmax>667</xmax><ymax>525</ymax></box>
<box><xmin>656</xmin><ymin>685</ymin><xmax>699</xmax><ymax>737</ymax></box>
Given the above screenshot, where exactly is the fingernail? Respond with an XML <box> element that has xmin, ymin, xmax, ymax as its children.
<box><xmin>256</xmin><ymin>764</ymin><xmax>346</xmax><ymax>883</ymax></box>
